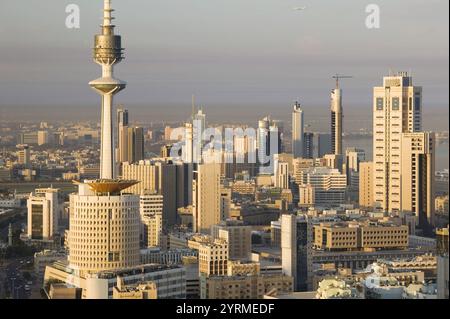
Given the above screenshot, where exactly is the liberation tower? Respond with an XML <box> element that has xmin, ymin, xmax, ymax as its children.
<box><xmin>89</xmin><ymin>0</ymin><xmax>126</xmax><ymax>179</ymax></box>
<box><xmin>66</xmin><ymin>1</ymin><xmax>141</xmax><ymax>274</ymax></box>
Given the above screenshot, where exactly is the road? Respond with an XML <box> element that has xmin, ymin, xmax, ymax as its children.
<box><xmin>0</xmin><ymin>256</ymin><xmax>35</xmax><ymax>299</ymax></box>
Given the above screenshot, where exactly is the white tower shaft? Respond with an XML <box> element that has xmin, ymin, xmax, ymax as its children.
<box><xmin>101</xmin><ymin>94</ymin><xmax>115</xmax><ymax>178</ymax></box>
<box><xmin>89</xmin><ymin>0</ymin><xmax>126</xmax><ymax>179</ymax></box>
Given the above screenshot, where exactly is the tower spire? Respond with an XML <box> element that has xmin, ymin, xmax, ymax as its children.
<box><xmin>89</xmin><ymin>0</ymin><xmax>126</xmax><ymax>179</ymax></box>
<box><xmin>103</xmin><ymin>0</ymin><xmax>113</xmax><ymax>27</ymax></box>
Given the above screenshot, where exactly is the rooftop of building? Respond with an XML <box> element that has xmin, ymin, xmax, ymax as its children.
<box><xmin>50</xmin><ymin>260</ymin><xmax>184</xmax><ymax>280</ymax></box>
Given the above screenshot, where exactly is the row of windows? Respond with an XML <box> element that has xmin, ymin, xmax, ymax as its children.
<box><xmin>75</xmin><ymin>202</ymin><xmax>137</xmax><ymax>207</ymax></box>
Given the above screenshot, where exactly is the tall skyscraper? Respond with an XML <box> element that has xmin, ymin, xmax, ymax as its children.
<box><xmin>345</xmin><ymin>148</ymin><xmax>365</xmax><ymax>188</ymax></box>
<box><xmin>193</xmin><ymin>163</ymin><xmax>221</xmax><ymax>234</ymax></box>
<box><xmin>117</xmin><ymin>107</ymin><xmax>128</xmax><ymax>128</ymax></box>
<box><xmin>303</xmin><ymin>132</ymin><xmax>314</xmax><ymax>159</ymax></box>
<box><xmin>359</xmin><ymin>162</ymin><xmax>373</xmax><ymax>208</ymax></box>
<box><xmin>330</xmin><ymin>87</ymin><xmax>343</xmax><ymax>155</ymax></box>
<box><xmin>156</xmin><ymin>161</ymin><xmax>178</xmax><ymax>228</ymax></box>
<box><xmin>258</xmin><ymin>116</ymin><xmax>281</xmax><ymax>174</ymax></box>
<box><xmin>89</xmin><ymin>0</ymin><xmax>126</xmax><ymax>179</ymax></box>
<box><xmin>127</xmin><ymin>126</ymin><xmax>145</xmax><ymax>163</ymax></box>
<box><xmin>27</xmin><ymin>188</ymin><xmax>60</xmax><ymax>240</ymax></box>
<box><xmin>281</xmin><ymin>214</ymin><xmax>312</xmax><ymax>292</ymax></box>
<box><xmin>193</xmin><ymin>109</ymin><xmax>206</xmax><ymax>163</ymax></box>
<box><xmin>121</xmin><ymin>160</ymin><xmax>159</xmax><ymax>194</ymax></box>
<box><xmin>117</xmin><ymin>108</ymin><xmax>129</xmax><ymax>163</ymax></box>
<box><xmin>373</xmin><ymin>72</ymin><xmax>422</xmax><ymax>214</ymax></box>
<box><xmin>401</xmin><ymin>132</ymin><xmax>435</xmax><ymax>231</ymax></box>
<box><xmin>184</xmin><ymin>122</ymin><xmax>194</xmax><ymax>163</ymax></box>
<box><xmin>121</xmin><ymin>159</ymin><xmax>192</xmax><ymax>227</ymax></box>
<box><xmin>292</xmin><ymin>102</ymin><xmax>304</xmax><ymax>158</ymax></box>
<box><xmin>312</xmin><ymin>133</ymin><xmax>331</xmax><ymax>158</ymax></box>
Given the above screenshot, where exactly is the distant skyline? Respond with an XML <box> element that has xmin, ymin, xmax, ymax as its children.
<box><xmin>0</xmin><ymin>0</ymin><xmax>448</xmax><ymax>114</ymax></box>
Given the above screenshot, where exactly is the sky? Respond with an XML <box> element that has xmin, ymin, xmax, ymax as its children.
<box><xmin>0</xmin><ymin>0</ymin><xmax>448</xmax><ymax>122</ymax></box>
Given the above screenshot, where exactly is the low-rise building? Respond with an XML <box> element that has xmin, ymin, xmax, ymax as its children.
<box><xmin>112</xmin><ymin>277</ymin><xmax>157</xmax><ymax>299</ymax></box>
<box><xmin>201</xmin><ymin>274</ymin><xmax>293</xmax><ymax>299</ymax></box>
<box><xmin>313</xmin><ymin>221</ymin><xmax>409</xmax><ymax>251</ymax></box>
<box><xmin>44</xmin><ymin>261</ymin><xmax>186</xmax><ymax>299</ymax></box>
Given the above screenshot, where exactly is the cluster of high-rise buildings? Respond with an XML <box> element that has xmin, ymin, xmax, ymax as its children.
<box><xmin>8</xmin><ymin>0</ymin><xmax>446</xmax><ymax>300</ymax></box>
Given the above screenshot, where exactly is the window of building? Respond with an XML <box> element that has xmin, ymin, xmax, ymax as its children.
<box><xmin>376</xmin><ymin>98</ymin><xmax>384</xmax><ymax>110</ymax></box>
<box><xmin>392</xmin><ymin>97</ymin><xmax>400</xmax><ymax>110</ymax></box>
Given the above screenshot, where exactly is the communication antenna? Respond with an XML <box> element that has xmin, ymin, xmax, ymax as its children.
<box><xmin>332</xmin><ymin>74</ymin><xmax>353</xmax><ymax>89</ymax></box>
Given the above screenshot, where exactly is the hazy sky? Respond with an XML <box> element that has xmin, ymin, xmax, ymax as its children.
<box><xmin>0</xmin><ymin>0</ymin><xmax>448</xmax><ymax>115</ymax></box>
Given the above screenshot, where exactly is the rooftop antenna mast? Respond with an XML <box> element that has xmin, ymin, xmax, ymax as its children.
<box><xmin>332</xmin><ymin>74</ymin><xmax>353</xmax><ymax>89</ymax></box>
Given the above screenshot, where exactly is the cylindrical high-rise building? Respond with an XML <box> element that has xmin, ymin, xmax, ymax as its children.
<box><xmin>89</xmin><ymin>0</ymin><xmax>126</xmax><ymax>179</ymax></box>
<box><xmin>292</xmin><ymin>102</ymin><xmax>304</xmax><ymax>158</ymax></box>
<box><xmin>68</xmin><ymin>182</ymin><xmax>140</xmax><ymax>274</ymax></box>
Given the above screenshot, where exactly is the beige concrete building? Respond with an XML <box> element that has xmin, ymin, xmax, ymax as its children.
<box><xmin>193</xmin><ymin>163</ymin><xmax>221</xmax><ymax>234</ymax></box>
<box><xmin>48</xmin><ymin>284</ymin><xmax>82</xmax><ymax>299</ymax></box>
<box><xmin>313</xmin><ymin>222</ymin><xmax>409</xmax><ymax>251</ymax></box>
<box><xmin>275</xmin><ymin>161</ymin><xmax>289</xmax><ymax>190</ymax></box>
<box><xmin>38</xmin><ymin>130</ymin><xmax>49</xmax><ymax>146</ymax></box>
<box><xmin>231</xmin><ymin>180</ymin><xmax>256</xmax><ymax>195</ymax></box>
<box><xmin>139</xmin><ymin>191</ymin><xmax>163</xmax><ymax>217</ymax></box>
<box><xmin>297</xmin><ymin>167</ymin><xmax>347</xmax><ymax>207</ymax></box>
<box><xmin>359</xmin><ymin>162</ymin><xmax>373</xmax><ymax>208</ymax></box>
<box><xmin>122</xmin><ymin>159</ymin><xmax>188</xmax><ymax>228</ymax></box>
<box><xmin>121</xmin><ymin>160</ymin><xmax>159</xmax><ymax>194</ymax></box>
<box><xmin>324</xmin><ymin>154</ymin><xmax>343</xmax><ymax>171</ymax></box>
<box><xmin>298</xmin><ymin>184</ymin><xmax>315</xmax><ymax>208</ymax></box>
<box><xmin>27</xmin><ymin>188</ymin><xmax>60</xmax><ymax>241</ymax></box>
<box><xmin>292</xmin><ymin>158</ymin><xmax>315</xmax><ymax>183</ymax></box>
<box><xmin>227</xmin><ymin>260</ymin><xmax>261</xmax><ymax>276</ymax></box>
<box><xmin>401</xmin><ymin>132</ymin><xmax>435</xmax><ymax>230</ymax></box>
<box><xmin>141</xmin><ymin>214</ymin><xmax>163</xmax><ymax>248</ymax></box>
<box><xmin>198</xmin><ymin>238</ymin><xmax>228</xmax><ymax>277</ymax></box>
<box><xmin>373</xmin><ymin>72</ymin><xmax>422</xmax><ymax>214</ymax></box>
<box><xmin>201</xmin><ymin>274</ymin><xmax>293</xmax><ymax>299</ymax></box>
<box><xmin>211</xmin><ymin>220</ymin><xmax>252</xmax><ymax>261</ymax></box>
<box><xmin>113</xmin><ymin>277</ymin><xmax>157</xmax><ymax>299</ymax></box>
<box><xmin>256</xmin><ymin>174</ymin><xmax>273</xmax><ymax>187</ymax></box>
<box><xmin>17</xmin><ymin>145</ymin><xmax>31</xmax><ymax>166</ymax></box>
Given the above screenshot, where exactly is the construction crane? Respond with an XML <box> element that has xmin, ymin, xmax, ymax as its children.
<box><xmin>332</xmin><ymin>74</ymin><xmax>353</xmax><ymax>89</ymax></box>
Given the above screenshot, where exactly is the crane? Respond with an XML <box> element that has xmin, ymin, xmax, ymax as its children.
<box><xmin>332</xmin><ymin>74</ymin><xmax>353</xmax><ymax>89</ymax></box>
